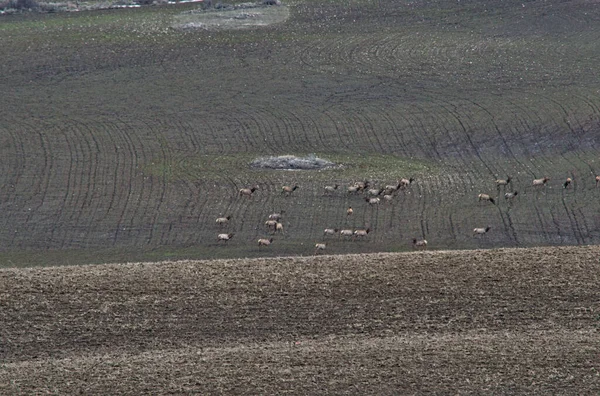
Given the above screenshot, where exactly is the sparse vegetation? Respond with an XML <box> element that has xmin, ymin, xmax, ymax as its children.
<box><xmin>1</xmin><ymin>0</ymin><xmax>600</xmax><ymax>267</ymax></box>
<box><xmin>1</xmin><ymin>246</ymin><xmax>599</xmax><ymax>393</ymax></box>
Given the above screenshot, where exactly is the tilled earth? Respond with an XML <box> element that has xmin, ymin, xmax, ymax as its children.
<box><xmin>1</xmin><ymin>246</ymin><xmax>599</xmax><ymax>394</ymax></box>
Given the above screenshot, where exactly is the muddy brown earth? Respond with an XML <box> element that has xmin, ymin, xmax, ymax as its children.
<box><xmin>2</xmin><ymin>246</ymin><xmax>599</xmax><ymax>394</ymax></box>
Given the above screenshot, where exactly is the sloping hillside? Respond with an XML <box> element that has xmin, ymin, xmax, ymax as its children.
<box><xmin>2</xmin><ymin>246</ymin><xmax>599</xmax><ymax>394</ymax></box>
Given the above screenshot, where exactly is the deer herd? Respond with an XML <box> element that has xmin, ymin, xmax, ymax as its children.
<box><xmin>216</xmin><ymin>173</ymin><xmax>597</xmax><ymax>255</ymax></box>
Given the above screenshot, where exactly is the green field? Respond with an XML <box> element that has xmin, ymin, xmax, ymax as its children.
<box><xmin>2</xmin><ymin>0</ymin><xmax>600</xmax><ymax>266</ymax></box>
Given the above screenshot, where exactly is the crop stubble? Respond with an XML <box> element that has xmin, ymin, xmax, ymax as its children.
<box><xmin>1</xmin><ymin>246</ymin><xmax>599</xmax><ymax>393</ymax></box>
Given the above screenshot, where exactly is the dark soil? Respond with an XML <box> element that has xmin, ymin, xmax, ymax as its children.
<box><xmin>2</xmin><ymin>246</ymin><xmax>599</xmax><ymax>394</ymax></box>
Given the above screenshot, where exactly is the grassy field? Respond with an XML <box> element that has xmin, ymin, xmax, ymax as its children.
<box><xmin>2</xmin><ymin>246</ymin><xmax>599</xmax><ymax>393</ymax></box>
<box><xmin>1</xmin><ymin>0</ymin><xmax>600</xmax><ymax>265</ymax></box>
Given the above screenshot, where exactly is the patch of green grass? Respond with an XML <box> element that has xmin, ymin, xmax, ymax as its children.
<box><xmin>143</xmin><ymin>153</ymin><xmax>438</xmax><ymax>183</ymax></box>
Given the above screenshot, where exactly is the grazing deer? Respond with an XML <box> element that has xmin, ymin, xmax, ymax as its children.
<box><xmin>478</xmin><ymin>193</ymin><xmax>495</xmax><ymax>205</ymax></box>
<box><xmin>354</xmin><ymin>228</ymin><xmax>371</xmax><ymax>238</ymax></box>
<box><xmin>324</xmin><ymin>184</ymin><xmax>339</xmax><ymax>195</ymax></box>
<box><xmin>282</xmin><ymin>185</ymin><xmax>299</xmax><ymax>196</ymax></box>
<box><xmin>217</xmin><ymin>233</ymin><xmax>234</xmax><ymax>242</ymax></box>
<box><xmin>365</xmin><ymin>197</ymin><xmax>381</xmax><ymax>205</ymax></box>
<box><xmin>473</xmin><ymin>226</ymin><xmax>491</xmax><ymax>236</ymax></box>
<box><xmin>533</xmin><ymin>177</ymin><xmax>550</xmax><ymax>187</ymax></box>
<box><xmin>323</xmin><ymin>228</ymin><xmax>338</xmax><ymax>236</ymax></box>
<box><xmin>258</xmin><ymin>238</ymin><xmax>274</xmax><ymax>248</ymax></box>
<box><xmin>399</xmin><ymin>178</ymin><xmax>414</xmax><ymax>188</ymax></box>
<box><xmin>314</xmin><ymin>243</ymin><xmax>326</xmax><ymax>254</ymax></box>
<box><xmin>412</xmin><ymin>238</ymin><xmax>427</xmax><ymax>250</ymax></box>
<box><xmin>239</xmin><ymin>186</ymin><xmax>258</xmax><ymax>198</ymax></box>
<box><xmin>215</xmin><ymin>215</ymin><xmax>231</xmax><ymax>225</ymax></box>
<box><xmin>495</xmin><ymin>176</ymin><xmax>512</xmax><ymax>187</ymax></box>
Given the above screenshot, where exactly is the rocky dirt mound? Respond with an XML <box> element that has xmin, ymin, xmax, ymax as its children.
<box><xmin>249</xmin><ymin>154</ymin><xmax>337</xmax><ymax>170</ymax></box>
<box><xmin>173</xmin><ymin>1</ymin><xmax>289</xmax><ymax>31</ymax></box>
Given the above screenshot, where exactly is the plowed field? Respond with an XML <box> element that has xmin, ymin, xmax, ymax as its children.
<box><xmin>2</xmin><ymin>1</ymin><xmax>600</xmax><ymax>265</ymax></box>
<box><xmin>2</xmin><ymin>246</ymin><xmax>599</xmax><ymax>394</ymax></box>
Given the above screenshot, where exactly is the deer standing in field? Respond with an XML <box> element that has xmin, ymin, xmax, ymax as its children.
<box><xmin>354</xmin><ymin>228</ymin><xmax>371</xmax><ymax>238</ymax></box>
<box><xmin>323</xmin><ymin>228</ymin><xmax>338</xmax><ymax>237</ymax></box>
<box><xmin>324</xmin><ymin>184</ymin><xmax>339</xmax><ymax>195</ymax></box>
<box><xmin>268</xmin><ymin>211</ymin><xmax>285</xmax><ymax>221</ymax></box>
<box><xmin>504</xmin><ymin>191</ymin><xmax>518</xmax><ymax>200</ymax></box>
<box><xmin>258</xmin><ymin>238</ymin><xmax>273</xmax><ymax>248</ymax></box>
<box><xmin>533</xmin><ymin>177</ymin><xmax>550</xmax><ymax>187</ymax></box>
<box><xmin>314</xmin><ymin>243</ymin><xmax>326</xmax><ymax>254</ymax></box>
<box><xmin>215</xmin><ymin>216</ymin><xmax>231</xmax><ymax>226</ymax></box>
<box><xmin>495</xmin><ymin>176</ymin><xmax>511</xmax><ymax>188</ymax></box>
<box><xmin>282</xmin><ymin>185</ymin><xmax>299</xmax><ymax>196</ymax></box>
<box><xmin>478</xmin><ymin>193</ymin><xmax>495</xmax><ymax>205</ymax></box>
<box><xmin>217</xmin><ymin>233</ymin><xmax>234</xmax><ymax>242</ymax></box>
<box><xmin>399</xmin><ymin>178</ymin><xmax>414</xmax><ymax>189</ymax></box>
<box><xmin>340</xmin><ymin>229</ymin><xmax>354</xmax><ymax>238</ymax></box>
<box><xmin>239</xmin><ymin>186</ymin><xmax>258</xmax><ymax>199</ymax></box>
<box><xmin>365</xmin><ymin>197</ymin><xmax>381</xmax><ymax>205</ymax></box>
<box><xmin>412</xmin><ymin>238</ymin><xmax>427</xmax><ymax>250</ymax></box>
<box><xmin>473</xmin><ymin>226</ymin><xmax>491</xmax><ymax>236</ymax></box>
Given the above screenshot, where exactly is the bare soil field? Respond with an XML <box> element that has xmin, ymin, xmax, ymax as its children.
<box><xmin>1</xmin><ymin>0</ymin><xmax>600</xmax><ymax>266</ymax></box>
<box><xmin>1</xmin><ymin>246</ymin><xmax>599</xmax><ymax>394</ymax></box>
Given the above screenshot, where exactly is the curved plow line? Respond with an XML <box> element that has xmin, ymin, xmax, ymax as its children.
<box><xmin>46</xmin><ymin>122</ymin><xmax>81</xmax><ymax>249</ymax></box>
<box><xmin>108</xmin><ymin>119</ymin><xmax>143</xmax><ymax>247</ymax></box>
<box><xmin>447</xmin><ymin>213</ymin><xmax>457</xmax><ymax>245</ymax></box>
<box><xmin>18</xmin><ymin>119</ymin><xmax>53</xmax><ymax>223</ymax></box>
<box><xmin>495</xmin><ymin>205</ymin><xmax>517</xmax><ymax>247</ymax></box>
<box><xmin>561</xmin><ymin>193</ymin><xmax>584</xmax><ymax>245</ymax></box>
<box><xmin>60</xmin><ymin>119</ymin><xmax>99</xmax><ymax>248</ymax></box>
<box><xmin>462</xmin><ymin>96</ymin><xmax>531</xmax><ymax>176</ymax></box>
<box><xmin>353</xmin><ymin>108</ymin><xmax>387</xmax><ymax>154</ymax></box>
<box><xmin>503</xmin><ymin>203</ymin><xmax>520</xmax><ymax>247</ymax></box>
<box><xmin>414</xmin><ymin>182</ymin><xmax>428</xmax><ymax>240</ymax></box>
<box><xmin>0</xmin><ymin>123</ymin><xmax>25</xmax><ymax>237</ymax></box>
<box><xmin>0</xmin><ymin>121</ymin><xmax>24</xmax><ymax>204</ymax></box>
<box><xmin>319</xmin><ymin>107</ymin><xmax>353</xmax><ymax>152</ymax></box>
<box><xmin>259</xmin><ymin>107</ymin><xmax>311</xmax><ymax>154</ymax></box>
<box><xmin>553</xmin><ymin>94</ymin><xmax>600</xmax><ymax>179</ymax></box>
<box><xmin>576</xmin><ymin>208</ymin><xmax>593</xmax><ymax>243</ymax></box>
<box><xmin>285</xmin><ymin>107</ymin><xmax>329</xmax><ymax>153</ymax></box>
<box><xmin>140</xmin><ymin>119</ymin><xmax>175</xmax><ymax>247</ymax></box>
<box><xmin>327</xmin><ymin>108</ymin><xmax>360</xmax><ymax>151</ymax></box>
<box><xmin>416</xmin><ymin>93</ymin><xmax>481</xmax><ymax>186</ymax></box>
<box><xmin>294</xmin><ymin>105</ymin><xmax>336</xmax><ymax>153</ymax></box>
<box><xmin>172</xmin><ymin>118</ymin><xmax>201</xmax><ymax>153</ymax></box>
<box><xmin>377</xmin><ymin>105</ymin><xmax>413</xmax><ymax>159</ymax></box>
<box><xmin>405</xmin><ymin>103</ymin><xmax>443</xmax><ymax>160</ymax></box>
<box><xmin>505</xmin><ymin>95</ymin><xmax>566</xmax><ymax>179</ymax></box>
<box><xmin>169</xmin><ymin>156</ymin><xmax>202</xmax><ymax>229</ymax></box>
<box><xmin>432</xmin><ymin>96</ymin><xmax>499</xmax><ymax>178</ymax></box>
<box><xmin>74</xmin><ymin>119</ymin><xmax>105</xmax><ymax>244</ymax></box>
<box><xmin>217</xmin><ymin>112</ymin><xmax>250</xmax><ymax>154</ymax></box>
<box><xmin>222</xmin><ymin>111</ymin><xmax>257</xmax><ymax>154</ymax></box>
<box><xmin>237</xmin><ymin>107</ymin><xmax>277</xmax><ymax>154</ymax></box>
<box><xmin>501</xmin><ymin>97</ymin><xmax>547</xmax><ymax>172</ymax></box>
<box><xmin>531</xmin><ymin>202</ymin><xmax>554</xmax><ymax>245</ymax></box>
<box><xmin>94</xmin><ymin>119</ymin><xmax>132</xmax><ymax>248</ymax></box>
<box><xmin>253</xmin><ymin>107</ymin><xmax>294</xmax><ymax>152</ymax></box>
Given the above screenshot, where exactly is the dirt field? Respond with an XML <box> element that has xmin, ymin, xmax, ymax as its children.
<box><xmin>2</xmin><ymin>246</ymin><xmax>599</xmax><ymax>394</ymax></box>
